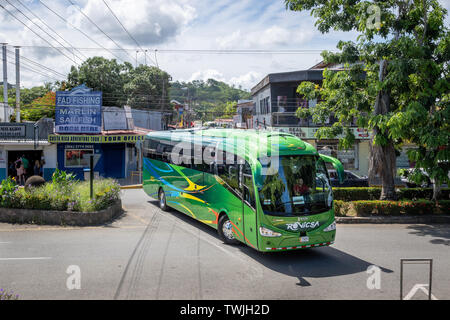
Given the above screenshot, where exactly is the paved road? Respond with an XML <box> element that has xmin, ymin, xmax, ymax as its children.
<box><xmin>0</xmin><ymin>189</ymin><xmax>449</xmax><ymax>300</ymax></box>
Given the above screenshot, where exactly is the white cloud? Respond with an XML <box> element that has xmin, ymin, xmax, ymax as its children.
<box><xmin>229</xmin><ymin>71</ymin><xmax>262</xmax><ymax>90</ymax></box>
<box><xmin>189</xmin><ymin>69</ymin><xmax>226</xmax><ymax>83</ymax></box>
<box><xmin>216</xmin><ymin>25</ymin><xmax>314</xmax><ymax>49</ymax></box>
<box><xmin>73</xmin><ymin>0</ymin><xmax>197</xmax><ymax>46</ymax></box>
<box><xmin>187</xmin><ymin>69</ymin><xmax>260</xmax><ymax>90</ymax></box>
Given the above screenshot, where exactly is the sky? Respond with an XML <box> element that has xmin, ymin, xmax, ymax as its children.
<box><xmin>0</xmin><ymin>0</ymin><xmax>449</xmax><ymax>91</ymax></box>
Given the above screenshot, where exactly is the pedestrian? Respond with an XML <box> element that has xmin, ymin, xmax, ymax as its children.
<box><xmin>8</xmin><ymin>161</ymin><xmax>16</xmax><ymax>178</ymax></box>
<box><xmin>16</xmin><ymin>162</ymin><xmax>25</xmax><ymax>186</ymax></box>
<box><xmin>34</xmin><ymin>160</ymin><xmax>43</xmax><ymax>177</ymax></box>
<box><xmin>21</xmin><ymin>155</ymin><xmax>29</xmax><ymax>179</ymax></box>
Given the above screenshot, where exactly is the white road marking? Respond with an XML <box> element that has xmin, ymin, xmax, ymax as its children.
<box><xmin>404</xmin><ymin>284</ymin><xmax>438</xmax><ymax>300</ymax></box>
<box><xmin>0</xmin><ymin>257</ymin><xmax>52</xmax><ymax>261</ymax></box>
<box><xmin>0</xmin><ymin>242</ymin><xmax>11</xmax><ymax>244</ymax></box>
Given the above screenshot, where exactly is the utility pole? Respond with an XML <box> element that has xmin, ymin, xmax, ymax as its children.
<box><xmin>2</xmin><ymin>43</ymin><xmax>8</xmax><ymax>122</ymax></box>
<box><xmin>15</xmin><ymin>46</ymin><xmax>20</xmax><ymax>123</ymax></box>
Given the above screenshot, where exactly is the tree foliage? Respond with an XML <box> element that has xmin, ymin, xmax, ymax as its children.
<box><xmin>124</xmin><ymin>65</ymin><xmax>171</xmax><ymax>110</ymax></box>
<box><xmin>66</xmin><ymin>57</ymin><xmax>171</xmax><ymax>110</ymax></box>
<box><xmin>288</xmin><ymin>0</ymin><xmax>450</xmax><ymax>200</ymax></box>
<box><xmin>170</xmin><ymin>79</ymin><xmax>251</xmax><ymax>121</ymax></box>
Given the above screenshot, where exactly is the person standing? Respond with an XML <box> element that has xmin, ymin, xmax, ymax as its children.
<box><xmin>21</xmin><ymin>155</ymin><xmax>29</xmax><ymax>180</ymax></box>
<box><xmin>34</xmin><ymin>160</ymin><xmax>43</xmax><ymax>177</ymax></box>
<box><xmin>16</xmin><ymin>162</ymin><xmax>25</xmax><ymax>186</ymax></box>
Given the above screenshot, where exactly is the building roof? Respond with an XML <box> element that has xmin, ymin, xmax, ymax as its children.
<box><xmin>251</xmin><ymin>69</ymin><xmax>324</xmax><ymax>96</ymax></box>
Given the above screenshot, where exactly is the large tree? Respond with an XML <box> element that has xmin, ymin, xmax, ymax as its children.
<box><xmin>66</xmin><ymin>57</ymin><xmax>133</xmax><ymax>107</ymax></box>
<box><xmin>123</xmin><ymin>65</ymin><xmax>171</xmax><ymax>110</ymax></box>
<box><xmin>287</xmin><ymin>0</ymin><xmax>449</xmax><ymax>200</ymax></box>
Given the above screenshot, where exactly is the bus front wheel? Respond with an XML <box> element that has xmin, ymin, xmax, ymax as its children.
<box><xmin>218</xmin><ymin>214</ymin><xmax>240</xmax><ymax>245</ymax></box>
<box><xmin>158</xmin><ymin>188</ymin><xmax>169</xmax><ymax>212</ymax></box>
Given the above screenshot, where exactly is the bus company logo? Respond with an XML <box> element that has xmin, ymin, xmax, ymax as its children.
<box><xmin>286</xmin><ymin>221</ymin><xmax>320</xmax><ymax>231</ymax></box>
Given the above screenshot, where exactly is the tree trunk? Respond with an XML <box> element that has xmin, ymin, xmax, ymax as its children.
<box><xmin>368</xmin><ymin>60</ymin><xmax>397</xmax><ymax>200</ymax></box>
<box><xmin>432</xmin><ymin>178</ymin><xmax>441</xmax><ymax>202</ymax></box>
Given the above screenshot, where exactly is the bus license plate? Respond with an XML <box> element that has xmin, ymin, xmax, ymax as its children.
<box><xmin>300</xmin><ymin>236</ymin><xmax>309</xmax><ymax>243</ymax></box>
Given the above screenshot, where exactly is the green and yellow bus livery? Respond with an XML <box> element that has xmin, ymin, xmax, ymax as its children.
<box><xmin>143</xmin><ymin>129</ymin><xmax>344</xmax><ymax>252</ymax></box>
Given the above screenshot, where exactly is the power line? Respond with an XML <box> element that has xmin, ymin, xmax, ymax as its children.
<box><xmin>101</xmin><ymin>0</ymin><xmax>155</xmax><ymax>66</ymax></box>
<box><xmin>38</xmin><ymin>0</ymin><xmax>127</xmax><ymax>63</ymax></box>
<box><xmin>5</xmin><ymin>0</ymin><xmax>83</xmax><ymax>64</ymax></box>
<box><xmin>14</xmin><ymin>45</ymin><xmax>334</xmax><ymax>55</ymax></box>
<box><xmin>0</xmin><ymin>3</ymin><xmax>79</xmax><ymax>65</ymax></box>
<box><xmin>3</xmin><ymin>56</ymin><xmax>60</xmax><ymax>82</ymax></box>
<box><xmin>6</xmin><ymin>48</ymin><xmax>66</xmax><ymax>78</ymax></box>
<box><xmin>16</xmin><ymin>0</ymin><xmax>88</xmax><ymax>62</ymax></box>
<box><xmin>66</xmin><ymin>0</ymin><xmax>136</xmax><ymax>63</ymax></box>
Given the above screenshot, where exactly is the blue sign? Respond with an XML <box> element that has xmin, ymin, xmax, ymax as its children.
<box><xmin>56</xmin><ymin>84</ymin><xmax>102</xmax><ymax>134</ymax></box>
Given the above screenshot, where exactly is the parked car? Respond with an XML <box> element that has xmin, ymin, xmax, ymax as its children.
<box><xmin>328</xmin><ymin>170</ymin><xmax>369</xmax><ymax>187</ymax></box>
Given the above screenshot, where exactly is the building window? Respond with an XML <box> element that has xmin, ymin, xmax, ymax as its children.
<box><xmin>259</xmin><ymin>97</ymin><xmax>270</xmax><ymax>114</ymax></box>
<box><xmin>65</xmin><ymin>149</ymin><xmax>94</xmax><ymax>168</ymax></box>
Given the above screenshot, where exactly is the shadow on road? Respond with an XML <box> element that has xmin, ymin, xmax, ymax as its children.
<box><xmin>240</xmin><ymin>246</ymin><xmax>393</xmax><ymax>286</ymax></box>
<box><xmin>149</xmin><ymin>201</ymin><xmax>394</xmax><ymax>286</ymax></box>
<box><xmin>406</xmin><ymin>224</ymin><xmax>450</xmax><ymax>246</ymax></box>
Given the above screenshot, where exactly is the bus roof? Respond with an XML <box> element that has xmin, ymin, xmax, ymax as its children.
<box><xmin>146</xmin><ymin>128</ymin><xmax>319</xmax><ymax>162</ymax></box>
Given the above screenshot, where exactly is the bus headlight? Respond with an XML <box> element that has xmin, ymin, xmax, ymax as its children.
<box><xmin>259</xmin><ymin>227</ymin><xmax>282</xmax><ymax>237</ymax></box>
<box><xmin>323</xmin><ymin>221</ymin><xmax>336</xmax><ymax>232</ymax></box>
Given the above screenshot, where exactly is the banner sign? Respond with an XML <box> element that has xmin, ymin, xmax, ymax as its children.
<box><xmin>55</xmin><ymin>84</ymin><xmax>102</xmax><ymax>134</ymax></box>
<box><xmin>49</xmin><ymin>134</ymin><xmax>145</xmax><ymax>144</ymax></box>
<box><xmin>0</xmin><ymin>124</ymin><xmax>26</xmax><ymax>137</ymax></box>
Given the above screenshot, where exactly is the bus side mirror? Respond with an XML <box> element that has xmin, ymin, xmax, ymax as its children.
<box><xmin>319</xmin><ymin>154</ymin><xmax>345</xmax><ymax>184</ymax></box>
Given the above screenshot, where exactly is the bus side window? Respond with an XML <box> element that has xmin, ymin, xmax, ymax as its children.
<box><xmin>192</xmin><ymin>144</ymin><xmax>207</xmax><ymax>172</ymax></box>
<box><xmin>243</xmin><ymin>162</ymin><xmax>256</xmax><ymax>209</ymax></box>
<box><xmin>217</xmin><ymin>151</ymin><xmax>241</xmax><ymax>196</ymax></box>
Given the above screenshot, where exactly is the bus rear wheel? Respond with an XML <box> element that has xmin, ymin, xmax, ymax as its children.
<box><xmin>158</xmin><ymin>188</ymin><xmax>168</xmax><ymax>211</ymax></box>
<box><xmin>218</xmin><ymin>214</ymin><xmax>240</xmax><ymax>245</ymax></box>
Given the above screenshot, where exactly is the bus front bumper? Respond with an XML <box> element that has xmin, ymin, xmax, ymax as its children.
<box><xmin>259</xmin><ymin>230</ymin><xmax>336</xmax><ymax>252</ymax></box>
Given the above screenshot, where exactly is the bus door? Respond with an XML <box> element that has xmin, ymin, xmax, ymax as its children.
<box><xmin>215</xmin><ymin>150</ymin><xmax>245</xmax><ymax>243</ymax></box>
<box><xmin>240</xmin><ymin>162</ymin><xmax>258</xmax><ymax>250</ymax></box>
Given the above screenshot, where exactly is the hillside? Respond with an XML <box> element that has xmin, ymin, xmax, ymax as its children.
<box><xmin>170</xmin><ymin>79</ymin><xmax>252</xmax><ymax>121</ymax></box>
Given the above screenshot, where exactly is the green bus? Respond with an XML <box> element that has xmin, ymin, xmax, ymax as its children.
<box><xmin>143</xmin><ymin>129</ymin><xmax>344</xmax><ymax>252</ymax></box>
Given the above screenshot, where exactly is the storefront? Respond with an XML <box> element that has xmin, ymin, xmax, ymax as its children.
<box><xmin>49</xmin><ymin>133</ymin><xmax>146</xmax><ymax>180</ymax></box>
<box><xmin>0</xmin><ymin>122</ymin><xmax>57</xmax><ymax>182</ymax></box>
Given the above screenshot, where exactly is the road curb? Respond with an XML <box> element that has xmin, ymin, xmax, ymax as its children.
<box><xmin>336</xmin><ymin>215</ymin><xmax>450</xmax><ymax>224</ymax></box>
<box><xmin>120</xmin><ymin>184</ymin><xmax>143</xmax><ymax>189</ymax></box>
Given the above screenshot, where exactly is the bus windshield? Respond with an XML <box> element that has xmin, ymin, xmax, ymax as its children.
<box><xmin>258</xmin><ymin>155</ymin><xmax>332</xmax><ymax>217</ymax></box>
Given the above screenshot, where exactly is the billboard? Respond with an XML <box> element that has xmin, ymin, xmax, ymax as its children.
<box><xmin>55</xmin><ymin>84</ymin><xmax>102</xmax><ymax>134</ymax></box>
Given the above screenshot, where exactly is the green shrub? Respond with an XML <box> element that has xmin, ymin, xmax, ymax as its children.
<box><xmin>333</xmin><ymin>200</ymin><xmax>450</xmax><ymax>217</ymax></box>
<box><xmin>0</xmin><ymin>176</ymin><xmax>20</xmax><ymax>208</ymax></box>
<box><xmin>333</xmin><ymin>200</ymin><xmax>348</xmax><ymax>216</ymax></box>
<box><xmin>333</xmin><ymin>187</ymin><xmax>450</xmax><ymax>201</ymax></box>
<box><xmin>0</xmin><ymin>174</ymin><xmax>120</xmax><ymax>212</ymax></box>
<box><xmin>333</xmin><ymin>188</ymin><xmax>381</xmax><ymax>201</ymax></box>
